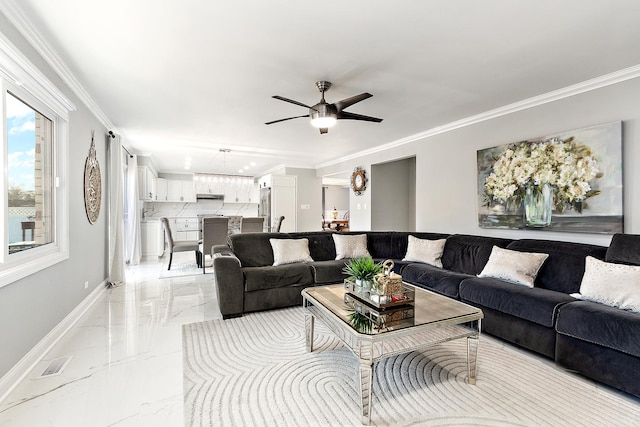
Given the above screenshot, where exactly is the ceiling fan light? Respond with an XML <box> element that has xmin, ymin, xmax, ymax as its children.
<box><xmin>310</xmin><ymin>116</ymin><xmax>337</xmax><ymax>128</ymax></box>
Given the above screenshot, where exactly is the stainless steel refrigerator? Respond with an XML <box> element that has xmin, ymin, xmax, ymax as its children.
<box><xmin>259</xmin><ymin>187</ymin><xmax>271</xmax><ymax>231</ymax></box>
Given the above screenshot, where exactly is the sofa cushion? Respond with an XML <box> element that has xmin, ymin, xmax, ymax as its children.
<box><xmin>229</xmin><ymin>232</ymin><xmax>285</xmax><ymax>267</ymax></box>
<box><xmin>478</xmin><ymin>246</ymin><xmax>549</xmax><ymax>288</ymax></box>
<box><xmin>310</xmin><ymin>260</ymin><xmax>348</xmax><ymax>284</ymax></box>
<box><xmin>289</xmin><ymin>232</ymin><xmax>337</xmax><ymax>261</ymax></box>
<box><xmin>573</xmin><ymin>256</ymin><xmax>640</xmax><ymax>313</ymax></box>
<box><xmin>506</xmin><ymin>239</ymin><xmax>607</xmax><ymax>294</ymax></box>
<box><xmin>459</xmin><ymin>277</ymin><xmax>575</xmax><ymax>327</ymax></box>
<box><xmin>403</xmin><ymin>236</ymin><xmax>447</xmax><ymax>268</ymax></box>
<box><xmin>606</xmin><ymin>233</ymin><xmax>640</xmax><ymax>266</ymax></box>
<box><xmin>242</xmin><ymin>264</ymin><xmax>314</xmax><ymax>291</ymax></box>
<box><xmin>556</xmin><ymin>300</ymin><xmax>640</xmax><ymax>358</ymax></box>
<box><xmin>479</xmin><ymin>305</ymin><xmax>558</xmax><ymax>359</ymax></box>
<box><xmin>402</xmin><ymin>263</ymin><xmax>471</xmax><ymax>298</ymax></box>
<box><xmin>441</xmin><ymin>235</ymin><xmax>513</xmax><ymax>275</ymax></box>
<box><xmin>366</xmin><ymin>232</ymin><xmax>408</xmax><ymax>260</ymax></box>
<box><xmin>364</xmin><ymin>231</ymin><xmax>449</xmax><ymax>261</ymax></box>
<box><xmin>333</xmin><ymin>234</ymin><xmax>370</xmax><ymax>259</ymax></box>
<box><xmin>270</xmin><ymin>238</ymin><xmax>313</xmax><ymax>266</ymax></box>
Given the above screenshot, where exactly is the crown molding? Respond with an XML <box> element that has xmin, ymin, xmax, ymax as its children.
<box><xmin>315</xmin><ymin>63</ymin><xmax>640</xmax><ymax>169</ymax></box>
<box><xmin>0</xmin><ymin>33</ymin><xmax>75</xmax><ymax>116</ymax></box>
<box><xmin>0</xmin><ymin>0</ymin><xmax>115</xmax><ymax>130</ymax></box>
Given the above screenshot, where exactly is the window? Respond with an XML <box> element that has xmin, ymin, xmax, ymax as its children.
<box><xmin>0</xmin><ymin>34</ymin><xmax>74</xmax><ymax>287</ymax></box>
<box><xmin>7</xmin><ymin>92</ymin><xmax>54</xmax><ymax>254</ymax></box>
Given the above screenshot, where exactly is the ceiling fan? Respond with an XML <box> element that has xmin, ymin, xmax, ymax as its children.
<box><xmin>265</xmin><ymin>81</ymin><xmax>383</xmax><ymax>134</ymax></box>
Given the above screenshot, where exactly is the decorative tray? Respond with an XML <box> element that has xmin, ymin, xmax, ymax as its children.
<box><xmin>344</xmin><ymin>279</ymin><xmax>415</xmax><ymax>309</ymax></box>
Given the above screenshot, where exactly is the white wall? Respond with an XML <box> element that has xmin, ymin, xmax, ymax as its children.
<box><xmin>284</xmin><ymin>167</ymin><xmax>322</xmax><ymax>232</ymax></box>
<box><xmin>0</xmin><ymin>13</ymin><xmax>108</xmax><ymax>377</ymax></box>
<box><xmin>317</xmin><ymin>76</ymin><xmax>640</xmax><ymax>247</ymax></box>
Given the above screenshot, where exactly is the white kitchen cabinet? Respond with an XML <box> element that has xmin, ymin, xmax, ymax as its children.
<box><xmin>182</xmin><ymin>180</ymin><xmax>196</xmax><ymax>202</ymax></box>
<box><xmin>195</xmin><ymin>176</ymin><xmax>224</xmax><ymax>195</ymax></box>
<box><xmin>141</xmin><ymin>221</ymin><xmax>164</xmax><ymax>257</ymax></box>
<box><xmin>258</xmin><ymin>174</ymin><xmax>297</xmax><ymax>232</ymax></box>
<box><xmin>224</xmin><ymin>179</ymin><xmax>239</xmax><ymax>202</ymax></box>
<box><xmin>138</xmin><ymin>166</ymin><xmax>157</xmax><ymax>201</ymax></box>
<box><xmin>258</xmin><ymin>174</ymin><xmax>271</xmax><ymax>189</ymax></box>
<box><xmin>167</xmin><ymin>179</ymin><xmax>196</xmax><ymax>202</ymax></box>
<box><xmin>194</xmin><ymin>174</ymin><xmax>257</xmax><ymax>203</ymax></box>
<box><xmin>224</xmin><ymin>177</ymin><xmax>258</xmax><ymax>203</ymax></box>
<box><xmin>167</xmin><ymin>180</ymin><xmax>182</xmax><ymax>201</ymax></box>
<box><xmin>173</xmin><ymin>217</ymin><xmax>199</xmax><ymax>240</ymax></box>
<box><xmin>249</xmin><ymin>183</ymin><xmax>259</xmax><ymax>203</ymax></box>
<box><xmin>234</xmin><ymin>181</ymin><xmax>258</xmax><ymax>203</ymax></box>
<box><xmin>156</xmin><ymin>178</ymin><xmax>168</xmax><ymax>201</ymax></box>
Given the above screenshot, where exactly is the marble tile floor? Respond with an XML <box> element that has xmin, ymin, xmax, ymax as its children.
<box><xmin>0</xmin><ymin>252</ymin><xmax>220</xmax><ymax>427</ymax></box>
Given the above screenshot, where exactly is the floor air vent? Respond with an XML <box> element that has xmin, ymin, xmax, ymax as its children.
<box><xmin>40</xmin><ymin>356</ymin><xmax>73</xmax><ymax>378</ymax></box>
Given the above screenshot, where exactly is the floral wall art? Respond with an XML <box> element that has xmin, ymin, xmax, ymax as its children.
<box><xmin>477</xmin><ymin>122</ymin><xmax>623</xmax><ymax>234</ymax></box>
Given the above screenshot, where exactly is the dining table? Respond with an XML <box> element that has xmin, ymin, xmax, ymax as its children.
<box><xmin>329</xmin><ymin>219</ymin><xmax>349</xmax><ymax>231</ymax></box>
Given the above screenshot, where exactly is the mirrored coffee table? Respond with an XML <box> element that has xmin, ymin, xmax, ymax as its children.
<box><xmin>302</xmin><ymin>283</ymin><xmax>483</xmax><ymax>425</ymax></box>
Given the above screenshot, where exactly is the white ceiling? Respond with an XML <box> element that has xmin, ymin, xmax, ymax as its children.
<box><xmin>5</xmin><ymin>0</ymin><xmax>640</xmax><ymax>177</ymax></box>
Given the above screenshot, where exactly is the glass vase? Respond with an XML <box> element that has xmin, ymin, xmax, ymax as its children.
<box><xmin>524</xmin><ymin>183</ymin><xmax>553</xmax><ymax>227</ymax></box>
<box><xmin>355</xmin><ymin>279</ymin><xmax>372</xmax><ymax>298</ymax></box>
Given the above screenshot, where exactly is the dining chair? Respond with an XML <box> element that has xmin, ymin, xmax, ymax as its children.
<box><xmin>227</xmin><ymin>215</ymin><xmax>242</xmax><ymax>235</ymax></box>
<box><xmin>273</xmin><ymin>215</ymin><xmax>285</xmax><ymax>232</ymax></box>
<box><xmin>199</xmin><ymin>217</ymin><xmax>230</xmax><ymax>273</ymax></box>
<box><xmin>160</xmin><ymin>217</ymin><xmax>200</xmax><ymax>270</ymax></box>
<box><xmin>340</xmin><ymin>211</ymin><xmax>350</xmax><ymax>231</ymax></box>
<box><xmin>321</xmin><ymin>214</ymin><xmax>331</xmax><ymax>231</ymax></box>
<box><xmin>240</xmin><ymin>217</ymin><xmax>264</xmax><ymax>233</ymax></box>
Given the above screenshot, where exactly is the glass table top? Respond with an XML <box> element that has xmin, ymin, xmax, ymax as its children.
<box><xmin>303</xmin><ymin>283</ymin><xmax>483</xmax><ymax>336</ymax></box>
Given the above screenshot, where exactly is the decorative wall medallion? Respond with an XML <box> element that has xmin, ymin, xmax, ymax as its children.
<box><xmin>84</xmin><ymin>130</ymin><xmax>102</xmax><ymax>224</ymax></box>
<box><xmin>351</xmin><ymin>166</ymin><xmax>367</xmax><ymax>195</ymax></box>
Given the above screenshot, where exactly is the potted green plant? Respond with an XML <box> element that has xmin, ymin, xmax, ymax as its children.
<box><xmin>343</xmin><ymin>257</ymin><xmax>383</xmax><ymax>288</ymax></box>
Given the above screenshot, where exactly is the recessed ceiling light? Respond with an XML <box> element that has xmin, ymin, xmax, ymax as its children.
<box><xmin>238</xmin><ymin>169</ymin><xmax>244</xmax><ymax>173</ymax></box>
<box><xmin>250</xmin><ymin>161</ymin><xmax>256</xmax><ymax>166</ymax></box>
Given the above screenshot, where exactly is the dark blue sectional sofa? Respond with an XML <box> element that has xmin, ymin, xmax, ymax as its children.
<box><xmin>213</xmin><ymin>230</ymin><xmax>640</xmax><ymax>399</ymax></box>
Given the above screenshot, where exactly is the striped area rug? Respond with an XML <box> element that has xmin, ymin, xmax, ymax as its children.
<box><xmin>183</xmin><ymin>307</ymin><xmax>640</xmax><ymax>426</ymax></box>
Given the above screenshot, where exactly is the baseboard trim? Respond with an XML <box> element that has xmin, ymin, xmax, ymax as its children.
<box><xmin>0</xmin><ymin>280</ymin><xmax>108</xmax><ymax>404</ymax></box>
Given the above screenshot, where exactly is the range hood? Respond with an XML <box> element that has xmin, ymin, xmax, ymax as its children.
<box><xmin>196</xmin><ymin>193</ymin><xmax>224</xmax><ymax>200</ymax></box>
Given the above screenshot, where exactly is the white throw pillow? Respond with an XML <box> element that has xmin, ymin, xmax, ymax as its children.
<box><xmin>571</xmin><ymin>256</ymin><xmax>640</xmax><ymax>313</ymax></box>
<box><xmin>477</xmin><ymin>246</ymin><xmax>549</xmax><ymax>287</ymax></box>
<box><xmin>332</xmin><ymin>234</ymin><xmax>370</xmax><ymax>260</ymax></box>
<box><xmin>402</xmin><ymin>236</ymin><xmax>446</xmax><ymax>268</ymax></box>
<box><xmin>270</xmin><ymin>238</ymin><xmax>313</xmax><ymax>266</ymax></box>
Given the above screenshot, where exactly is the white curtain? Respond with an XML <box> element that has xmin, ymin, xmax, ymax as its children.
<box><xmin>108</xmin><ymin>133</ymin><xmax>125</xmax><ymax>286</ymax></box>
<box><xmin>125</xmin><ymin>154</ymin><xmax>142</xmax><ymax>265</ymax></box>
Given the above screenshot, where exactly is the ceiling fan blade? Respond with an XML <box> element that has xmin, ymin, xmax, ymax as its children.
<box><xmin>272</xmin><ymin>95</ymin><xmax>314</xmax><ymax>110</ymax></box>
<box><xmin>334</xmin><ymin>93</ymin><xmax>373</xmax><ymax>111</ymax></box>
<box><xmin>337</xmin><ymin>111</ymin><xmax>383</xmax><ymax>123</ymax></box>
<box><xmin>265</xmin><ymin>114</ymin><xmax>309</xmax><ymax>125</ymax></box>
<box><xmin>319</xmin><ymin>128</ymin><xmax>328</xmax><ymax>134</ymax></box>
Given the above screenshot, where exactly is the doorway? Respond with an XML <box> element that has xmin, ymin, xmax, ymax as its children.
<box><xmin>371</xmin><ymin>157</ymin><xmax>416</xmax><ymax>231</ymax></box>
